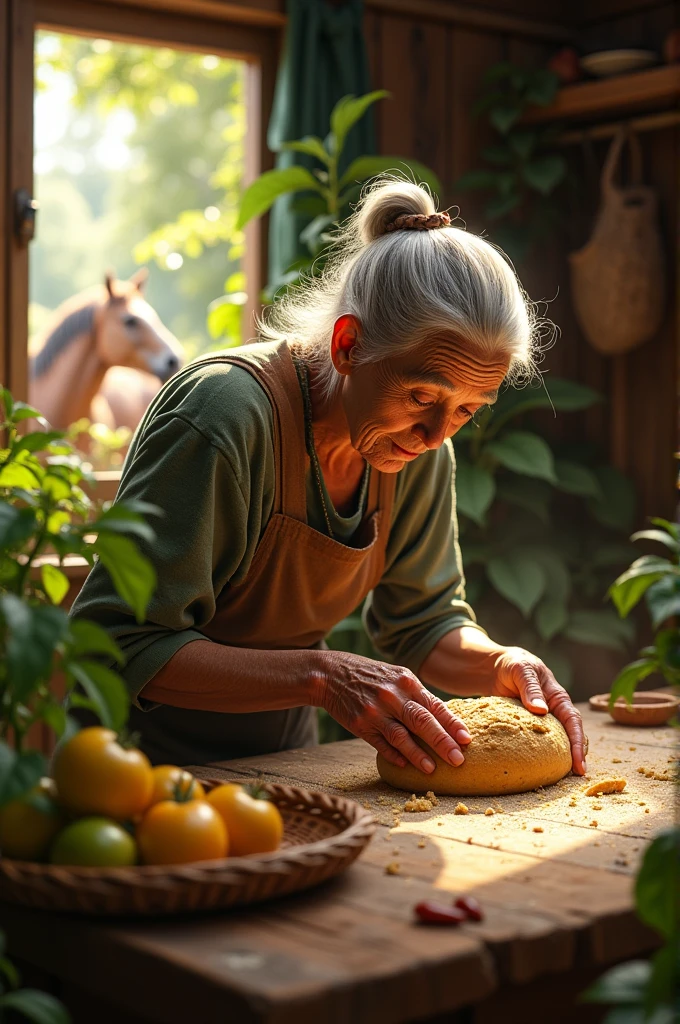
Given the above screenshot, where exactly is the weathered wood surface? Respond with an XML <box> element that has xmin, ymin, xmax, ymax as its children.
<box><xmin>1</xmin><ymin>704</ymin><xmax>672</xmax><ymax>1024</ymax></box>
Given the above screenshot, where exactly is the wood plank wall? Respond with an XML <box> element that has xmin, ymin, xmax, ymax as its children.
<box><xmin>363</xmin><ymin>0</ymin><xmax>678</xmax><ymax>522</ymax></box>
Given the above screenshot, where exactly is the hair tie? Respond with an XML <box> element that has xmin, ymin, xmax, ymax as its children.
<box><xmin>385</xmin><ymin>211</ymin><xmax>451</xmax><ymax>233</ymax></box>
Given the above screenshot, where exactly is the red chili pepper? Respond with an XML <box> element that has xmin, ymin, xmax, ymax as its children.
<box><xmin>414</xmin><ymin>900</ymin><xmax>467</xmax><ymax>925</ymax></box>
<box><xmin>454</xmin><ymin>895</ymin><xmax>484</xmax><ymax>922</ymax></box>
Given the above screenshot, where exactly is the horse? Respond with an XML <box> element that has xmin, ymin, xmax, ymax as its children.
<box><xmin>29</xmin><ymin>269</ymin><xmax>186</xmax><ymax>437</ymax></box>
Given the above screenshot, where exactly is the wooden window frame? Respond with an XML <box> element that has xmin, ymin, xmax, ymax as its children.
<box><xmin>1</xmin><ymin>0</ymin><xmax>281</xmax><ymax>502</ymax></box>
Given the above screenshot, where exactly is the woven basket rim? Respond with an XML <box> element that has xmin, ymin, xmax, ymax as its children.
<box><xmin>0</xmin><ymin>781</ymin><xmax>375</xmax><ymax>882</ymax></box>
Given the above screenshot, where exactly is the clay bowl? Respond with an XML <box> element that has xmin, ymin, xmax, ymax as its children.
<box><xmin>589</xmin><ymin>690</ymin><xmax>679</xmax><ymax>727</ymax></box>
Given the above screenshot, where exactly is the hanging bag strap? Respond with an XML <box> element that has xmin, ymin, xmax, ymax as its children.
<box><xmin>601</xmin><ymin>125</ymin><xmax>645</xmax><ymax>200</ymax></box>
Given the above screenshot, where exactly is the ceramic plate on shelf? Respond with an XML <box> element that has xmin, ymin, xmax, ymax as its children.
<box><xmin>581</xmin><ymin>49</ymin><xmax>658</xmax><ymax>77</ymax></box>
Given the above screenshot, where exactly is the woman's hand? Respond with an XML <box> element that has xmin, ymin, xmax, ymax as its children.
<box><xmin>490</xmin><ymin>646</ymin><xmax>587</xmax><ymax>775</ymax></box>
<box><xmin>312</xmin><ymin>650</ymin><xmax>472</xmax><ymax>773</ymax></box>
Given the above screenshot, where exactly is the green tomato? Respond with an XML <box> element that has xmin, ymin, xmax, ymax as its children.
<box><xmin>49</xmin><ymin>817</ymin><xmax>138</xmax><ymax>867</ymax></box>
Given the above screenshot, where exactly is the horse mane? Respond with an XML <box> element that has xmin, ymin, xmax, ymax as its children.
<box><xmin>29</xmin><ymin>284</ymin><xmax>114</xmax><ymax>379</ymax></box>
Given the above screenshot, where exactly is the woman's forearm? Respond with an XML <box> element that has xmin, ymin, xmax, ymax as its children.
<box><xmin>419</xmin><ymin>626</ymin><xmax>505</xmax><ymax>695</ymax></box>
<box><xmin>141</xmin><ymin>640</ymin><xmax>325</xmax><ymax>712</ymax></box>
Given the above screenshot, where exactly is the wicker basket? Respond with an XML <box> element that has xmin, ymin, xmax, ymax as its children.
<box><xmin>0</xmin><ymin>781</ymin><xmax>376</xmax><ymax>916</ymax></box>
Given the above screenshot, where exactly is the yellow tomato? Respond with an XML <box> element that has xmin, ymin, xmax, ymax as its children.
<box><xmin>52</xmin><ymin>727</ymin><xmax>153</xmax><ymax>820</ymax></box>
<box><xmin>206</xmin><ymin>783</ymin><xmax>283</xmax><ymax>857</ymax></box>
<box><xmin>0</xmin><ymin>778</ymin><xmax>65</xmax><ymax>861</ymax></box>
<box><xmin>148</xmin><ymin>765</ymin><xmax>205</xmax><ymax>807</ymax></box>
<box><xmin>136</xmin><ymin>800</ymin><xmax>228</xmax><ymax>865</ymax></box>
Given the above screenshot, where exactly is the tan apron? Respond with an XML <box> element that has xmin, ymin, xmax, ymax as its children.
<box><xmin>131</xmin><ymin>341</ymin><xmax>396</xmax><ymax>765</ymax></box>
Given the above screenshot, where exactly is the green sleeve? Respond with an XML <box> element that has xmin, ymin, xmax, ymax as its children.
<box><xmin>69</xmin><ymin>363</ymin><xmax>275</xmax><ymax>709</ymax></box>
<box><xmin>363</xmin><ymin>439</ymin><xmax>486</xmax><ymax>675</ymax></box>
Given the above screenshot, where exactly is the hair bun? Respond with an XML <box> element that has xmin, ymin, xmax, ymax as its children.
<box><xmin>355</xmin><ymin>178</ymin><xmax>437</xmax><ymax>245</ymax></box>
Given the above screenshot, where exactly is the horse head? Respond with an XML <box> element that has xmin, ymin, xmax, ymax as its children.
<box><xmin>95</xmin><ymin>269</ymin><xmax>185</xmax><ymax>383</ymax></box>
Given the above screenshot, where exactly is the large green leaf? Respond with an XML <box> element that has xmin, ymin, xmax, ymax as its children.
<box><xmin>485</xmin><ymin>431</ymin><xmax>556</xmax><ymax>483</ymax></box>
<box><xmin>588</xmin><ymin>466</ymin><xmax>636</xmax><ymax>532</ymax></box>
<box><xmin>0</xmin><ymin>988</ymin><xmax>71</xmax><ymax>1024</ymax></box>
<box><xmin>206</xmin><ymin>296</ymin><xmax>242</xmax><ymax>344</ymax></box>
<box><xmin>66</xmin><ymin>619</ymin><xmax>124</xmax><ymax>666</ymax></box>
<box><xmin>236</xmin><ymin>166</ymin><xmax>323</xmax><ymax>230</ymax></box>
<box><xmin>535</xmin><ymin>597</ymin><xmax>568</xmax><ymax>641</ymax></box>
<box><xmin>522</xmin><ymin>544</ymin><xmax>571</xmax><ymax>602</ymax></box>
<box><xmin>12</xmin><ymin>430</ymin><xmax>64</xmax><ymax>457</ymax></box>
<box><xmin>329</xmin><ymin>90</ymin><xmax>389</xmax><ymax>158</ymax></box>
<box><xmin>630</xmin><ymin>528</ymin><xmax>680</xmax><ymax>555</ymax></box>
<box><xmin>0</xmin><ymin>504</ymin><xmax>37</xmax><ymax>550</ymax></box>
<box><xmin>645</xmin><ymin>576</ymin><xmax>680</xmax><ymax>628</ymax></box>
<box><xmin>609</xmin><ymin>658</ymin><xmax>658</xmax><ymax>706</ymax></box>
<box><xmin>339</xmin><ymin>156</ymin><xmax>442</xmax><ymax>197</ymax></box>
<box><xmin>582</xmin><ymin>960</ymin><xmax>650</xmax><ymax>1006</ymax></box>
<box><xmin>635</xmin><ymin>830</ymin><xmax>680</xmax><ymax>940</ymax></box>
<box><xmin>489</xmin><ymin>102</ymin><xmax>522</xmax><ymax>134</ymax></box>
<box><xmin>69</xmin><ymin>660</ymin><xmax>129</xmax><ymax>732</ymax></box>
<box><xmin>521</xmin><ymin>153</ymin><xmax>566</xmax><ymax>195</ymax></box>
<box><xmin>564</xmin><ymin>609</ymin><xmax>634</xmax><ymax>651</ymax></box>
<box><xmin>0</xmin><ymin>463</ymin><xmax>41</xmax><ymax>489</ymax></box>
<box><xmin>9</xmin><ymin>401</ymin><xmax>42</xmax><ymax>422</ymax></box>
<box><xmin>0</xmin><ymin>596</ymin><xmax>68</xmax><ymax>699</ymax></box>
<box><xmin>495</xmin><ymin>477</ymin><xmax>552</xmax><ymax>524</ymax></box>
<box><xmin>93</xmin><ymin>533</ymin><xmax>156</xmax><ymax>624</ymax></box>
<box><xmin>455</xmin><ymin>461</ymin><xmax>496</xmax><ymax>525</ymax></box>
<box><xmin>279</xmin><ymin>136</ymin><xmax>330</xmax><ymax>165</ymax></box>
<box><xmin>609</xmin><ymin>556</ymin><xmax>675</xmax><ymax>617</ymax></box>
<box><xmin>487</xmin><ymin>551</ymin><xmax>547</xmax><ymax>617</ymax></box>
<box><xmin>554</xmin><ymin>460</ymin><xmax>603</xmax><ymax>500</ymax></box>
<box><xmin>0</xmin><ymin>746</ymin><xmax>45</xmax><ymax>806</ymax></box>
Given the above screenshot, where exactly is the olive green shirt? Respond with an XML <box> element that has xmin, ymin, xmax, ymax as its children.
<box><xmin>70</xmin><ymin>352</ymin><xmax>483</xmax><ymax>709</ymax></box>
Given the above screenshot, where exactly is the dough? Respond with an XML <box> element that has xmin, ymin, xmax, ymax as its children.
<box><xmin>376</xmin><ymin>696</ymin><xmax>572</xmax><ymax>795</ymax></box>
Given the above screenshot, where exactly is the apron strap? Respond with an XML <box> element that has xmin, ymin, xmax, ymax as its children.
<box><xmin>221</xmin><ymin>343</ymin><xmax>308</xmax><ymax>522</ymax></box>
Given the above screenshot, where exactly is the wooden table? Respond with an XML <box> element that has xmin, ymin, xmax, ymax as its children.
<box><xmin>2</xmin><ymin>703</ymin><xmax>674</xmax><ymax>1024</ymax></box>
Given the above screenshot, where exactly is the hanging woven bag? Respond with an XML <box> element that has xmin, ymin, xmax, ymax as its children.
<box><xmin>569</xmin><ymin>125</ymin><xmax>666</xmax><ymax>355</ymax></box>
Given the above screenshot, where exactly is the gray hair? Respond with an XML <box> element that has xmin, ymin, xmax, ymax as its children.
<box><xmin>257</xmin><ymin>177</ymin><xmax>546</xmax><ymax>399</ymax></box>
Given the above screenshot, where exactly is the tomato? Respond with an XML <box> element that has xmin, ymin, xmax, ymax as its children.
<box><xmin>206</xmin><ymin>783</ymin><xmax>283</xmax><ymax>857</ymax></box>
<box><xmin>137</xmin><ymin>799</ymin><xmax>228</xmax><ymax>865</ymax></box>
<box><xmin>148</xmin><ymin>765</ymin><xmax>205</xmax><ymax>807</ymax></box>
<box><xmin>52</xmin><ymin>727</ymin><xmax>154</xmax><ymax>820</ymax></box>
<box><xmin>50</xmin><ymin>817</ymin><xmax>137</xmax><ymax>867</ymax></box>
<box><xmin>0</xmin><ymin>778</ymin><xmax>65</xmax><ymax>861</ymax></box>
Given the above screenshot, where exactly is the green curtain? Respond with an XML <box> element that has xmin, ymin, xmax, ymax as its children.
<box><xmin>267</xmin><ymin>0</ymin><xmax>376</xmax><ymax>285</ymax></box>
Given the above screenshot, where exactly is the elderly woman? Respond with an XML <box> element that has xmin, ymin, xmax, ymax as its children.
<box><xmin>71</xmin><ymin>180</ymin><xmax>586</xmax><ymax>777</ymax></box>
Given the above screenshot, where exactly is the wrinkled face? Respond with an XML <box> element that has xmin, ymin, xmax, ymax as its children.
<box><xmin>96</xmin><ymin>291</ymin><xmax>185</xmax><ymax>382</ymax></box>
<box><xmin>335</xmin><ymin>318</ymin><xmax>509</xmax><ymax>472</ymax></box>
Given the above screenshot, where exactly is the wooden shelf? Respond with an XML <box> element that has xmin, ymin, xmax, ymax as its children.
<box><xmin>524</xmin><ymin>64</ymin><xmax>680</xmax><ymax>124</ymax></box>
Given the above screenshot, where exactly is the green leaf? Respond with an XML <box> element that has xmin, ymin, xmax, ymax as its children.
<box><xmin>236</xmin><ymin>166</ymin><xmax>323</xmax><ymax>230</ymax></box>
<box><xmin>206</xmin><ymin>296</ymin><xmax>242</xmax><ymax>344</ymax></box>
<box><xmin>339</xmin><ymin>156</ymin><xmax>441</xmax><ymax>197</ymax></box>
<box><xmin>524</xmin><ymin>69</ymin><xmax>559</xmax><ymax>107</ymax></box>
<box><xmin>526</xmin><ymin>545</ymin><xmax>572</xmax><ymax>603</ymax></box>
<box><xmin>482</xmin><ymin>145</ymin><xmax>513</xmax><ymax>166</ymax></box>
<box><xmin>455</xmin><ymin>461</ymin><xmax>496</xmax><ymax>525</ymax></box>
<box><xmin>522</xmin><ymin>153</ymin><xmax>566</xmax><ymax>195</ymax></box>
<box><xmin>588</xmin><ymin>466</ymin><xmax>636</xmax><ymax>532</ymax></box>
<box><xmin>554</xmin><ymin>460</ymin><xmax>603</xmax><ymax>500</ymax></box>
<box><xmin>609</xmin><ymin>556</ymin><xmax>675</xmax><ymax>617</ymax></box>
<box><xmin>507</xmin><ymin>130</ymin><xmax>537</xmax><ymax>161</ymax></box>
<box><xmin>93</xmin><ymin>533</ymin><xmax>156</xmax><ymax>624</ymax></box>
<box><xmin>0</xmin><ymin>463</ymin><xmax>41</xmax><ymax>489</ymax></box>
<box><xmin>0</xmin><ymin>747</ymin><xmax>45</xmax><ymax>806</ymax></box>
<box><xmin>635</xmin><ymin>830</ymin><xmax>680</xmax><ymax>940</ymax></box>
<box><xmin>69</xmin><ymin>660</ymin><xmax>129</xmax><ymax>732</ymax></box>
<box><xmin>279</xmin><ymin>135</ymin><xmax>330</xmax><ymax>164</ymax></box>
<box><xmin>0</xmin><ymin>505</ymin><xmax>37</xmax><ymax>550</ymax></box>
<box><xmin>0</xmin><ymin>988</ymin><xmax>71</xmax><ymax>1024</ymax></box>
<box><xmin>630</xmin><ymin>529</ymin><xmax>680</xmax><ymax>555</ymax></box>
<box><xmin>0</xmin><ymin>596</ymin><xmax>68</xmax><ymax>699</ymax></box>
<box><xmin>655</xmin><ymin>628</ymin><xmax>680</xmax><ymax>681</ymax></box>
<box><xmin>485</xmin><ymin>431</ymin><xmax>556</xmax><ymax>483</ymax></box>
<box><xmin>645</xmin><ymin>940</ymin><xmax>679</xmax><ymax>1014</ymax></box>
<box><xmin>650</xmin><ymin>517</ymin><xmax>680</xmax><ymax>542</ymax></box>
<box><xmin>12</xmin><ymin>430</ymin><xmax>64</xmax><ymax>456</ymax></box>
<box><xmin>40</xmin><ymin>564</ymin><xmax>70</xmax><ymax>606</ymax></box>
<box><xmin>495</xmin><ymin>477</ymin><xmax>552</xmax><ymax>525</ymax></box>
<box><xmin>487</xmin><ymin>551</ymin><xmax>547</xmax><ymax>617</ymax></box>
<box><xmin>10</xmin><ymin>401</ymin><xmax>42</xmax><ymax>422</ymax></box>
<box><xmin>490</xmin><ymin>102</ymin><xmax>522</xmax><ymax>134</ymax></box>
<box><xmin>329</xmin><ymin>90</ymin><xmax>389</xmax><ymax>158</ymax></box>
<box><xmin>564</xmin><ymin>609</ymin><xmax>634</xmax><ymax>651</ymax></box>
<box><xmin>535</xmin><ymin>597</ymin><xmax>568</xmax><ymax>640</ymax></box>
<box><xmin>65</xmin><ymin>619</ymin><xmax>124</xmax><ymax>666</ymax></box>
<box><xmin>41</xmin><ymin>702</ymin><xmax>68</xmax><ymax>739</ymax></box>
<box><xmin>0</xmin><ymin>954</ymin><xmax>20</xmax><ymax>989</ymax></box>
<box><xmin>300</xmin><ymin>213</ymin><xmax>337</xmax><ymax>255</ymax></box>
<box><xmin>582</xmin><ymin>960</ymin><xmax>650</xmax><ymax>1005</ymax></box>
<box><xmin>609</xmin><ymin>658</ymin><xmax>658</xmax><ymax>706</ymax></box>
<box><xmin>486</xmin><ymin>191</ymin><xmax>521</xmax><ymax>220</ymax></box>
<box><xmin>645</xmin><ymin>576</ymin><xmax>680</xmax><ymax>628</ymax></box>
<box><xmin>489</xmin><ymin>379</ymin><xmax>601</xmax><ymax>435</ymax></box>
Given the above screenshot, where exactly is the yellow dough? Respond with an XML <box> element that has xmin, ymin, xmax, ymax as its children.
<box><xmin>376</xmin><ymin>696</ymin><xmax>572</xmax><ymax>795</ymax></box>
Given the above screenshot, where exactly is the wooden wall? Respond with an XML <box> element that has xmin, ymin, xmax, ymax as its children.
<box><xmin>362</xmin><ymin>0</ymin><xmax>678</xmax><ymax>522</ymax></box>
